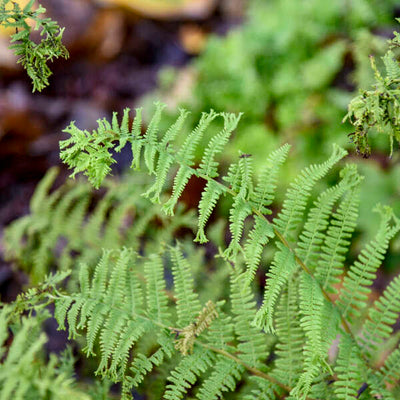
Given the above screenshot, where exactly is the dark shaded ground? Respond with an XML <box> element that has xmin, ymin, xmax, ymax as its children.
<box><xmin>0</xmin><ymin>0</ymin><xmax>242</xmax><ymax>300</ymax></box>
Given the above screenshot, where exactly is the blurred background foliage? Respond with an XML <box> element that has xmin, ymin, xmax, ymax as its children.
<box><xmin>1</xmin><ymin>0</ymin><xmax>400</xmax><ymax>293</ymax></box>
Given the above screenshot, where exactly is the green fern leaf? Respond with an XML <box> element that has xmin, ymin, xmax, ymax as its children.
<box><xmin>195</xmin><ymin>180</ymin><xmax>226</xmax><ymax>243</ymax></box>
<box><xmin>197</xmin><ymin>357</ymin><xmax>244</xmax><ymax>400</ymax></box>
<box><xmin>334</xmin><ymin>333</ymin><xmax>366</xmax><ymax>400</ymax></box>
<box><xmin>273</xmin><ymin>144</ymin><xmax>347</xmax><ymax>243</ymax></box>
<box><xmin>163</xmin><ymin>110</ymin><xmax>219</xmax><ymax>215</ymax></box>
<box><xmin>360</xmin><ymin>274</ymin><xmax>400</xmax><ymax>357</ymax></box>
<box><xmin>143</xmin><ymin>102</ymin><xmax>167</xmax><ymax>174</ymax></box>
<box><xmin>198</xmin><ymin>113</ymin><xmax>241</xmax><ymax>178</ymax></box>
<box><xmin>296</xmin><ymin>164</ymin><xmax>360</xmax><ymax>271</ymax></box>
<box><xmin>145</xmin><ymin>254</ymin><xmax>171</xmax><ymax>325</ymax></box>
<box><xmin>170</xmin><ymin>245</ymin><xmax>201</xmax><ymax>326</ymax></box>
<box><xmin>290</xmin><ymin>273</ymin><xmax>327</xmax><ymax>400</ymax></box>
<box><xmin>315</xmin><ymin>185</ymin><xmax>360</xmax><ymax>293</ymax></box>
<box><xmin>164</xmin><ymin>350</ymin><xmax>215</xmax><ymax>400</ymax></box>
<box><xmin>338</xmin><ymin>205</ymin><xmax>400</xmax><ymax>321</ymax></box>
<box><xmin>242</xmin><ymin>216</ymin><xmax>275</xmax><ymax>284</ymax></box>
<box><xmin>143</xmin><ymin>109</ymin><xmax>189</xmax><ymax>203</ymax></box>
<box><xmin>251</xmin><ymin>144</ymin><xmax>290</xmax><ymax>214</ymax></box>
<box><xmin>253</xmin><ymin>243</ymin><xmax>297</xmax><ymax>333</ymax></box>
<box><xmin>231</xmin><ymin>271</ymin><xmax>270</xmax><ymax>367</ymax></box>
<box><xmin>273</xmin><ymin>277</ymin><xmax>304</xmax><ymax>387</ymax></box>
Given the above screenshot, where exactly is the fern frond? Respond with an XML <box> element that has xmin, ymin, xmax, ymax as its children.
<box><xmin>374</xmin><ymin>347</ymin><xmax>400</xmax><ymax>390</ymax></box>
<box><xmin>0</xmin><ymin>307</ymin><xmax>90</xmax><ymax>400</ymax></box>
<box><xmin>296</xmin><ymin>164</ymin><xmax>360</xmax><ymax>271</ymax></box>
<box><xmin>0</xmin><ymin>0</ymin><xmax>69</xmax><ymax>91</ymax></box>
<box><xmin>251</xmin><ymin>144</ymin><xmax>290</xmax><ymax>214</ymax></box>
<box><xmin>334</xmin><ymin>334</ymin><xmax>367</xmax><ymax>400</ymax></box>
<box><xmin>273</xmin><ymin>144</ymin><xmax>347</xmax><ymax>243</ymax></box>
<box><xmin>360</xmin><ymin>274</ymin><xmax>400</xmax><ymax>358</ymax></box>
<box><xmin>230</xmin><ymin>271</ymin><xmax>270</xmax><ymax>367</ymax></box>
<box><xmin>253</xmin><ymin>243</ymin><xmax>297</xmax><ymax>332</ymax></box>
<box><xmin>315</xmin><ymin>184</ymin><xmax>360</xmax><ymax>293</ymax></box>
<box><xmin>273</xmin><ymin>277</ymin><xmax>304</xmax><ymax>387</ymax></box>
<box><xmin>143</xmin><ymin>109</ymin><xmax>189</xmax><ymax>202</ymax></box>
<box><xmin>195</xmin><ymin>180</ymin><xmax>227</xmax><ymax>243</ymax></box>
<box><xmin>338</xmin><ymin>204</ymin><xmax>400</xmax><ymax>321</ymax></box>
<box><xmin>128</xmin><ymin>332</ymin><xmax>174</xmax><ymax>387</ymax></box>
<box><xmin>164</xmin><ymin>349</ymin><xmax>215</xmax><ymax>400</ymax></box>
<box><xmin>5</xmin><ymin>168</ymin><xmax>195</xmax><ymax>284</ymax></box>
<box><xmin>145</xmin><ymin>253</ymin><xmax>171</xmax><ymax>325</ymax></box>
<box><xmin>242</xmin><ymin>215</ymin><xmax>275</xmax><ymax>284</ymax></box>
<box><xmin>291</xmin><ymin>272</ymin><xmax>328</xmax><ymax>400</ymax></box>
<box><xmin>197</xmin><ymin>357</ymin><xmax>245</xmax><ymax>400</ymax></box>
<box><xmin>163</xmin><ymin>110</ymin><xmax>219</xmax><ymax>215</ymax></box>
<box><xmin>170</xmin><ymin>244</ymin><xmax>201</xmax><ymax>326</ymax></box>
<box><xmin>198</xmin><ymin>113</ymin><xmax>242</xmax><ymax>178</ymax></box>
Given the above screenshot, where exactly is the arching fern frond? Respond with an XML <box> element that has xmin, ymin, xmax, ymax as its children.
<box><xmin>315</xmin><ymin>183</ymin><xmax>360</xmax><ymax>293</ymax></box>
<box><xmin>230</xmin><ymin>269</ymin><xmax>271</xmax><ymax>367</ymax></box>
<box><xmin>296</xmin><ymin>164</ymin><xmax>360</xmax><ymax>272</ymax></box>
<box><xmin>360</xmin><ymin>274</ymin><xmax>400</xmax><ymax>359</ymax></box>
<box><xmin>273</xmin><ymin>276</ymin><xmax>304</xmax><ymax>388</ymax></box>
<box><xmin>253</xmin><ymin>243</ymin><xmax>297</xmax><ymax>333</ymax></box>
<box><xmin>290</xmin><ymin>272</ymin><xmax>330</xmax><ymax>400</ymax></box>
<box><xmin>338</xmin><ymin>204</ymin><xmax>400</xmax><ymax>321</ymax></box>
<box><xmin>273</xmin><ymin>144</ymin><xmax>347</xmax><ymax>243</ymax></box>
<box><xmin>334</xmin><ymin>332</ymin><xmax>367</xmax><ymax>400</ymax></box>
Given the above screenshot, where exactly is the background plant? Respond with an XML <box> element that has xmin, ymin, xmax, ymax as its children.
<box><xmin>0</xmin><ymin>0</ymin><xmax>68</xmax><ymax>91</ymax></box>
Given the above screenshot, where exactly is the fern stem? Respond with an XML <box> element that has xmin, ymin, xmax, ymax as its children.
<box><xmin>197</xmin><ymin>341</ymin><xmax>290</xmax><ymax>391</ymax></box>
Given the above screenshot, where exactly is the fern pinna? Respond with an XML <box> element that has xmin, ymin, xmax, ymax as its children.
<box><xmin>39</xmin><ymin>103</ymin><xmax>400</xmax><ymax>399</ymax></box>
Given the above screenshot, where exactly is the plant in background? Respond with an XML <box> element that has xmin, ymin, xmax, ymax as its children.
<box><xmin>0</xmin><ymin>0</ymin><xmax>68</xmax><ymax>91</ymax></box>
<box><xmin>346</xmin><ymin>21</ymin><xmax>400</xmax><ymax>157</ymax></box>
<box><xmin>4</xmin><ymin>167</ymin><xmax>196</xmax><ymax>284</ymax></box>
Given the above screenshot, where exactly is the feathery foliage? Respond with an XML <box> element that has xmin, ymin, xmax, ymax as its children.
<box><xmin>51</xmin><ymin>103</ymin><xmax>400</xmax><ymax>399</ymax></box>
<box><xmin>0</xmin><ymin>306</ymin><xmax>95</xmax><ymax>400</ymax></box>
<box><xmin>0</xmin><ymin>0</ymin><xmax>68</xmax><ymax>91</ymax></box>
<box><xmin>4</xmin><ymin>168</ymin><xmax>196</xmax><ymax>284</ymax></box>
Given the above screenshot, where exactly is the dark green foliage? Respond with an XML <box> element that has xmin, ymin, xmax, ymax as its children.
<box><xmin>0</xmin><ymin>0</ymin><xmax>68</xmax><ymax>91</ymax></box>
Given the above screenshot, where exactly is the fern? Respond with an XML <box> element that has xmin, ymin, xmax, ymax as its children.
<box><xmin>0</xmin><ymin>306</ymin><xmax>93</xmax><ymax>400</ymax></box>
<box><xmin>0</xmin><ymin>0</ymin><xmax>68</xmax><ymax>91</ymax></box>
<box><xmin>3</xmin><ymin>98</ymin><xmax>400</xmax><ymax>399</ymax></box>
<box><xmin>345</xmin><ymin>22</ymin><xmax>400</xmax><ymax>156</ymax></box>
<box><xmin>4</xmin><ymin>168</ymin><xmax>196</xmax><ymax>284</ymax></box>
